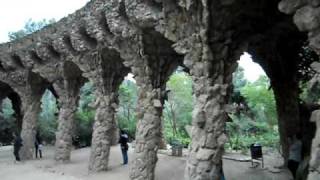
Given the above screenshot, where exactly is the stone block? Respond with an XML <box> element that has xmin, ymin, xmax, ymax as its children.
<box><xmin>196</xmin><ymin>148</ymin><xmax>215</xmax><ymax>161</ymax></box>
<box><xmin>294</xmin><ymin>6</ymin><xmax>320</xmax><ymax>31</ymax></box>
<box><xmin>153</xmin><ymin>99</ymin><xmax>162</xmax><ymax>108</ymax></box>
<box><xmin>310</xmin><ymin>110</ymin><xmax>320</xmax><ymax>122</ymax></box>
<box><xmin>279</xmin><ymin>0</ymin><xmax>307</xmax><ymax>14</ymax></box>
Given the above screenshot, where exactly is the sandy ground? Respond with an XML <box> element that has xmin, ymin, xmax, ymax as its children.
<box><xmin>0</xmin><ymin>145</ymin><xmax>292</xmax><ymax>180</ymax></box>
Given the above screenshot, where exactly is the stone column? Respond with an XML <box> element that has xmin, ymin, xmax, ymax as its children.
<box><xmin>20</xmin><ymin>94</ymin><xmax>42</xmax><ymax>160</ymax></box>
<box><xmin>88</xmin><ymin>91</ymin><xmax>119</xmax><ymax>172</ymax></box>
<box><xmin>88</xmin><ymin>51</ymin><xmax>128</xmax><ymax>172</ymax></box>
<box><xmin>54</xmin><ymin>80</ymin><xmax>81</xmax><ymax>163</ymax></box>
<box><xmin>130</xmin><ymin>83</ymin><xmax>164</xmax><ymax>180</ymax></box>
<box><xmin>178</xmin><ymin>7</ymin><xmax>235</xmax><ymax>179</ymax></box>
<box><xmin>272</xmin><ymin>81</ymin><xmax>301</xmax><ymax>163</ymax></box>
<box><xmin>127</xmin><ymin>43</ymin><xmax>178</xmax><ymax>180</ymax></box>
<box><xmin>20</xmin><ymin>71</ymin><xmax>47</xmax><ymax>160</ymax></box>
<box><xmin>54</xmin><ymin>62</ymin><xmax>84</xmax><ymax>163</ymax></box>
<box><xmin>309</xmin><ymin>110</ymin><xmax>320</xmax><ymax>180</ymax></box>
<box><xmin>184</xmin><ymin>70</ymin><xmax>231</xmax><ymax>180</ymax></box>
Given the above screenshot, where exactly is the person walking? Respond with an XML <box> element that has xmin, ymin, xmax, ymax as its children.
<box><xmin>288</xmin><ymin>133</ymin><xmax>302</xmax><ymax>179</ymax></box>
<box><xmin>119</xmin><ymin>130</ymin><xmax>129</xmax><ymax>165</ymax></box>
<box><xmin>13</xmin><ymin>132</ymin><xmax>23</xmax><ymax>162</ymax></box>
<box><xmin>35</xmin><ymin>131</ymin><xmax>43</xmax><ymax>159</ymax></box>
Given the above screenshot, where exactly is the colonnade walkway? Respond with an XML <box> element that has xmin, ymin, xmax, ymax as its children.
<box><xmin>0</xmin><ymin>145</ymin><xmax>291</xmax><ymax>180</ymax></box>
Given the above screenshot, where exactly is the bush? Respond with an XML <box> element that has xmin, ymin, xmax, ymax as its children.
<box><xmin>74</xmin><ymin>110</ymin><xmax>95</xmax><ymax>147</ymax></box>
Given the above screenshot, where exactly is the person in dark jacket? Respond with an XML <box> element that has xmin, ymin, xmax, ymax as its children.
<box><xmin>35</xmin><ymin>131</ymin><xmax>43</xmax><ymax>158</ymax></box>
<box><xmin>13</xmin><ymin>133</ymin><xmax>23</xmax><ymax>161</ymax></box>
<box><xmin>119</xmin><ymin>130</ymin><xmax>129</xmax><ymax>165</ymax></box>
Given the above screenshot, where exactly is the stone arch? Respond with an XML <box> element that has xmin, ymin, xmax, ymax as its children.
<box><xmin>20</xmin><ymin>70</ymin><xmax>50</xmax><ymax>160</ymax></box>
<box><xmin>7</xmin><ymin>91</ymin><xmax>23</xmax><ymax>132</ymax></box>
<box><xmin>1</xmin><ymin>0</ymin><xmax>320</xmax><ymax>179</ymax></box>
<box><xmin>0</xmin><ymin>81</ymin><xmax>23</xmax><ymax>133</ymax></box>
<box><xmin>246</xmin><ymin>21</ymin><xmax>309</xmax><ymax>164</ymax></box>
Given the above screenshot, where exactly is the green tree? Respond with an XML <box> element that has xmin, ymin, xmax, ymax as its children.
<box><xmin>226</xmin><ymin>71</ymin><xmax>279</xmax><ymax>151</ymax></box>
<box><xmin>163</xmin><ymin>71</ymin><xmax>193</xmax><ymax>145</ymax></box>
<box><xmin>38</xmin><ymin>90</ymin><xmax>58</xmax><ymax>143</ymax></box>
<box><xmin>117</xmin><ymin>79</ymin><xmax>138</xmax><ymax>138</ymax></box>
<box><xmin>241</xmin><ymin>76</ymin><xmax>277</xmax><ymax>126</ymax></box>
<box><xmin>0</xmin><ymin>99</ymin><xmax>16</xmax><ymax>145</ymax></box>
<box><xmin>8</xmin><ymin>18</ymin><xmax>55</xmax><ymax>41</ymax></box>
<box><xmin>75</xmin><ymin>82</ymin><xmax>96</xmax><ymax>147</ymax></box>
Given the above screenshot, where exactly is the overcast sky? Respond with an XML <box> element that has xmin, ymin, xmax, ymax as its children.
<box><xmin>0</xmin><ymin>0</ymin><xmax>265</xmax><ymax>81</ymax></box>
<box><xmin>0</xmin><ymin>0</ymin><xmax>89</xmax><ymax>43</ymax></box>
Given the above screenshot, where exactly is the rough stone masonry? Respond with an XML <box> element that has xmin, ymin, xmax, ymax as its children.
<box><xmin>0</xmin><ymin>0</ymin><xmax>320</xmax><ymax>180</ymax></box>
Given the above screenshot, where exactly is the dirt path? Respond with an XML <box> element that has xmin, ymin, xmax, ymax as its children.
<box><xmin>0</xmin><ymin>145</ymin><xmax>291</xmax><ymax>180</ymax></box>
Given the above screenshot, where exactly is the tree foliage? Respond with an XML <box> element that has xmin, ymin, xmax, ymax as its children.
<box><xmin>38</xmin><ymin>90</ymin><xmax>58</xmax><ymax>143</ymax></box>
<box><xmin>8</xmin><ymin>18</ymin><xmax>55</xmax><ymax>41</ymax></box>
<box><xmin>163</xmin><ymin>71</ymin><xmax>193</xmax><ymax>146</ymax></box>
<box><xmin>74</xmin><ymin>82</ymin><xmax>96</xmax><ymax>147</ymax></box>
<box><xmin>117</xmin><ymin>79</ymin><xmax>138</xmax><ymax>138</ymax></box>
<box><xmin>0</xmin><ymin>99</ymin><xmax>16</xmax><ymax>145</ymax></box>
<box><xmin>226</xmin><ymin>67</ymin><xmax>279</xmax><ymax>151</ymax></box>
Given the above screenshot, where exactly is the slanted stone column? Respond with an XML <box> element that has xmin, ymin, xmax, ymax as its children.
<box><xmin>278</xmin><ymin>1</ymin><xmax>320</xmax><ymax>178</ymax></box>
<box><xmin>130</xmin><ymin>82</ymin><xmax>164</xmax><ymax>180</ymax></box>
<box><xmin>89</xmin><ymin>91</ymin><xmax>119</xmax><ymax>171</ymax></box>
<box><xmin>130</xmin><ymin>81</ymin><xmax>165</xmax><ymax>180</ymax></box>
<box><xmin>88</xmin><ymin>51</ymin><xmax>128</xmax><ymax>172</ymax></box>
<box><xmin>183</xmin><ymin>51</ymin><xmax>233</xmax><ymax>180</ymax></box>
<box><xmin>20</xmin><ymin>71</ymin><xmax>47</xmax><ymax>160</ymax></box>
<box><xmin>128</xmin><ymin>43</ymin><xmax>178</xmax><ymax>180</ymax></box>
<box><xmin>309</xmin><ymin>110</ymin><xmax>320</xmax><ymax>180</ymax></box>
<box><xmin>54</xmin><ymin>80</ymin><xmax>82</xmax><ymax>162</ymax></box>
<box><xmin>54</xmin><ymin>62</ymin><xmax>85</xmax><ymax>163</ymax></box>
<box><xmin>20</xmin><ymin>94</ymin><xmax>42</xmax><ymax>160</ymax></box>
<box><xmin>174</xmin><ymin>3</ymin><xmax>236</xmax><ymax>179</ymax></box>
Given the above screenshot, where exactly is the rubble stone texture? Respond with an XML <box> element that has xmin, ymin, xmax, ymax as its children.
<box><xmin>0</xmin><ymin>0</ymin><xmax>320</xmax><ymax>179</ymax></box>
<box><xmin>54</xmin><ymin>61</ymin><xmax>85</xmax><ymax>163</ymax></box>
<box><xmin>88</xmin><ymin>51</ymin><xmax>129</xmax><ymax>172</ymax></box>
<box><xmin>279</xmin><ymin>0</ymin><xmax>320</xmax><ymax>178</ymax></box>
<box><xmin>19</xmin><ymin>71</ymin><xmax>48</xmax><ymax>160</ymax></box>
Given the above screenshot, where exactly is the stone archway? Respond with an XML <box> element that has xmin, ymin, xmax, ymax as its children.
<box><xmin>0</xmin><ymin>81</ymin><xmax>23</xmax><ymax>144</ymax></box>
<box><xmin>19</xmin><ymin>71</ymin><xmax>49</xmax><ymax>160</ymax></box>
<box><xmin>0</xmin><ymin>0</ymin><xmax>320</xmax><ymax>179</ymax></box>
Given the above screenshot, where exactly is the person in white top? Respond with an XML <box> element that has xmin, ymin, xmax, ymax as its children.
<box><xmin>288</xmin><ymin>133</ymin><xmax>302</xmax><ymax>179</ymax></box>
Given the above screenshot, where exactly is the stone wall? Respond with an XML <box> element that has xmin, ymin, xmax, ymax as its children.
<box><xmin>279</xmin><ymin>0</ymin><xmax>320</xmax><ymax>179</ymax></box>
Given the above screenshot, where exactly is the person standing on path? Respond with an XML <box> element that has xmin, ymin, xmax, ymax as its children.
<box><xmin>13</xmin><ymin>132</ymin><xmax>23</xmax><ymax>162</ymax></box>
<box><xmin>119</xmin><ymin>130</ymin><xmax>129</xmax><ymax>165</ymax></box>
<box><xmin>35</xmin><ymin>131</ymin><xmax>43</xmax><ymax>159</ymax></box>
<box><xmin>288</xmin><ymin>133</ymin><xmax>302</xmax><ymax>179</ymax></box>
